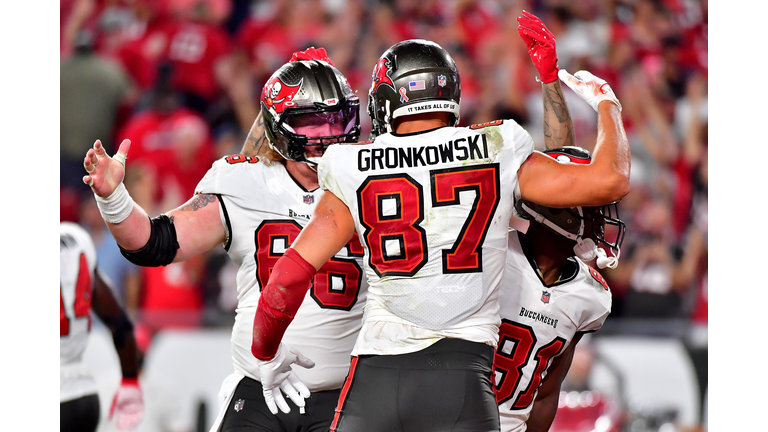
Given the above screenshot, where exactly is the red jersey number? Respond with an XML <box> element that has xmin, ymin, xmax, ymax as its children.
<box><xmin>225</xmin><ymin>154</ymin><xmax>259</xmax><ymax>164</ymax></box>
<box><xmin>494</xmin><ymin>320</ymin><xmax>566</xmax><ymax>408</ymax></box>
<box><xmin>254</xmin><ymin>220</ymin><xmax>363</xmax><ymax>311</ymax></box>
<box><xmin>60</xmin><ymin>253</ymin><xmax>93</xmax><ymax>337</ymax></box>
<box><xmin>357</xmin><ymin>165</ymin><xmax>500</xmax><ymax>277</ymax></box>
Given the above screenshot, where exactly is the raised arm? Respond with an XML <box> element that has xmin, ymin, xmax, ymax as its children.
<box><xmin>518</xmin><ymin>70</ymin><xmax>630</xmax><ymax>207</ymax></box>
<box><xmin>83</xmin><ymin>139</ymin><xmax>226</xmax><ymax>265</ymax></box>
<box><xmin>517</xmin><ymin>11</ymin><xmax>575</xmax><ymax>149</ymax></box>
<box><xmin>525</xmin><ymin>333</ymin><xmax>584</xmax><ymax>432</ymax></box>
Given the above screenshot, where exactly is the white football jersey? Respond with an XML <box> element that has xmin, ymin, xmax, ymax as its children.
<box><xmin>195</xmin><ymin>155</ymin><xmax>368</xmax><ymax>391</ymax></box>
<box><xmin>319</xmin><ymin>121</ymin><xmax>534</xmax><ymax>356</ymax></box>
<box><xmin>496</xmin><ymin>231</ymin><xmax>612</xmax><ymax>432</ymax></box>
<box><xmin>60</xmin><ymin>222</ymin><xmax>99</xmax><ymax>402</ymax></box>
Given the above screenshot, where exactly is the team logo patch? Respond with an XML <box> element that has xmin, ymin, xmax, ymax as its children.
<box><xmin>438</xmin><ymin>75</ymin><xmax>446</xmax><ymax>87</ymax></box>
<box><xmin>399</xmin><ymin>87</ymin><xmax>409</xmax><ymax>102</ymax></box>
<box><xmin>303</xmin><ymin>195</ymin><xmax>314</xmax><ymax>204</ymax></box>
<box><xmin>234</xmin><ymin>399</ymin><xmax>245</xmax><ymax>412</ymax></box>
<box><xmin>262</xmin><ymin>77</ymin><xmax>303</xmax><ymax>114</ymax></box>
<box><xmin>371</xmin><ymin>57</ymin><xmax>395</xmax><ymax>93</ymax></box>
<box><xmin>541</xmin><ymin>290</ymin><xmax>551</xmax><ymax>304</ymax></box>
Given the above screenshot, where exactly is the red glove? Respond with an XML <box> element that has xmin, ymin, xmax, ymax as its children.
<box><xmin>290</xmin><ymin>47</ymin><xmax>335</xmax><ymax>66</ymax></box>
<box><xmin>517</xmin><ymin>10</ymin><xmax>559</xmax><ymax>83</ymax></box>
<box><xmin>109</xmin><ymin>377</ymin><xmax>144</xmax><ymax>430</ymax></box>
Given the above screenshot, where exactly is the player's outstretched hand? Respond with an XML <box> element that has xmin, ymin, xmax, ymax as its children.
<box><xmin>109</xmin><ymin>377</ymin><xmax>144</xmax><ymax>430</ymax></box>
<box><xmin>257</xmin><ymin>343</ymin><xmax>315</xmax><ymax>415</ymax></box>
<box><xmin>558</xmin><ymin>69</ymin><xmax>622</xmax><ymax>112</ymax></box>
<box><xmin>517</xmin><ymin>10</ymin><xmax>559</xmax><ymax>83</ymax></box>
<box><xmin>83</xmin><ymin>139</ymin><xmax>131</xmax><ymax>198</ymax></box>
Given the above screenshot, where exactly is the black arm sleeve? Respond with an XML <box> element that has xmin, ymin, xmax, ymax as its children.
<box><xmin>119</xmin><ymin>214</ymin><xmax>179</xmax><ymax>267</ymax></box>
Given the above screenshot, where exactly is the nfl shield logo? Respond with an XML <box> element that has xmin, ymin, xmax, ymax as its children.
<box><xmin>541</xmin><ymin>290</ymin><xmax>550</xmax><ymax>304</ymax></box>
<box><xmin>303</xmin><ymin>195</ymin><xmax>314</xmax><ymax>204</ymax></box>
<box><xmin>438</xmin><ymin>75</ymin><xmax>447</xmax><ymax>87</ymax></box>
<box><xmin>234</xmin><ymin>399</ymin><xmax>245</xmax><ymax>412</ymax></box>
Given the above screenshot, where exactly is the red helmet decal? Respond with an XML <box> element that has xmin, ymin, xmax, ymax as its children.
<box><xmin>546</xmin><ymin>152</ymin><xmax>590</xmax><ymax>165</ymax></box>
<box><xmin>372</xmin><ymin>57</ymin><xmax>395</xmax><ymax>93</ymax></box>
<box><xmin>262</xmin><ymin>77</ymin><xmax>303</xmax><ymax>114</ymax></box>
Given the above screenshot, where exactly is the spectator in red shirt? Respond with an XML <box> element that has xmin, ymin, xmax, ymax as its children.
<box><xmin>165</xmin><ymin>1</ymin><xmax>235</xmax><ymax>113</ymax></box>
<box><xmin>118</xmin><ymin>63</ymin><xmax>215</xmax><ymax>207</ymax></box>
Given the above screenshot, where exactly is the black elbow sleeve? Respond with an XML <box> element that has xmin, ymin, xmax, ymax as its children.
<box><xmin>119</xmin><ymin>214</ymin><xmax>179</xmax><ymax>267</ymax></box>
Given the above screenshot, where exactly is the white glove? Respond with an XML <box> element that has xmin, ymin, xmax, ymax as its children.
<box><xmin>109</xmin><ymin>378</ymin><xmax>144</xmax><ymax>430</ymax></box>
<box><xmin>257</xmin><ymin>343</ymin><xmax>315</xmax><ymax>415</ymax></box>
<box><xmin>558</xmin><ymin>69</ymin><xmax>622</xmax><ymax>112</ymax></box>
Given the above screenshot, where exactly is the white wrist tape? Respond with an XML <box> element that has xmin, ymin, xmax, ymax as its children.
<box><xmin>95</xmin><ymin>183</ymin><xmax>135</xmax><ymax>224</ymax></box>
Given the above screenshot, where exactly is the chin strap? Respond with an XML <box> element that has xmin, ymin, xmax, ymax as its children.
<box><xmin>385</xmin><ymin>99</ymin><xmax>393</xmax><ymax>133</ymax></box>
<box><xmin>520</xmin><ymin>202</ymin><xmax>620</xmax><ymax>269</ymax></box>
<box><xmin>595</xmin><ymin>247</ymin><xmax>620</xmax><ymax>269</ymax></box>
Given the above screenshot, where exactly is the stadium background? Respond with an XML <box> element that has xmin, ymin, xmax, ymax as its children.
<box><xmin>58</xmin><ymin>0</ymin><xmax>709</xmax><ymax>431</ymax></box>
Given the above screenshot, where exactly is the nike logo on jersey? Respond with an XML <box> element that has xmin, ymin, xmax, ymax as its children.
<box><xmin>358</xmin><ymin>133</ymin><xmax>490</xmax><ymax>171</ymax></box>
<box><xmin>519</xmin><ymin>306</ymin><xmax>558</xmax><ymax>329</ymax></box>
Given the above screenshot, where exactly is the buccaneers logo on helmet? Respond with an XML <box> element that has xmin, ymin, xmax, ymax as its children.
<box><xmin>371</xmin><ymin>57</ymin><xmax>395</xmax><ymax>94</ymax></box>
<box><xmin>262</xmin><ymin>77</ymin><xmax>303</xmax><ymax>114</ymax></box>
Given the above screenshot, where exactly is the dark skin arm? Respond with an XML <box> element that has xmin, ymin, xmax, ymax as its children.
<box><xmin>91</xmin><ymin>269</ymin><xmax>139</xmax><ymax>379</ymax></box>
<box><xmin>525</xmin><ymin>333</ymin><xmax>584</xmax><ymax>432</ymax></box>
<box><xmin>542</xmin><ymin>80</ymin><xmax>575</xmax><ymax>149</ymax></box>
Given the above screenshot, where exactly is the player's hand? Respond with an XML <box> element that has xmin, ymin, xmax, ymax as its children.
<box><xmin>558</xmin><ymin>69</ymin><xmax>622</xmax><ymax>112</ymax></box>
<box><xmin>257</xmin><ymin>343</ymin><xmax>315</xmax><ymax>415</ymax></box>
<box><xmin>83</xmin><ymin>139</ymin><xmax>131</xmax><ymax>198</ymax></box>
<box><xmin>517</xmin><ymin>10</ymin><xmax>559</xmax><ymax>83</ymax></box>
<box><xmin>109</xmin><ymin>377</ymin><xmax>144</xmax><ymax>430</ymax></box>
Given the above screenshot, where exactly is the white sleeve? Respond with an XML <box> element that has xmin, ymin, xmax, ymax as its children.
<box><xmin>504</xmin><ymin>120</ymin><xmax>535</xmax><ymax>202</ymax></box>
<box><xmin>578</xmin><ymin>268</ymin><xmax>613</xmax><ymax>333</ymax></box>
<box><xmin>61</xmin><ymin>222</ymin><xmax>98</xmax><ymax>274</ymax></box>
<box><xmin>194</xmin><ymin>158</ymin><xmax>228</xmax><ymax>195</ymax></box>
<box><xmin>318</xmin><ymin>145</ymin><xmax>345</xmax><ymax>202</ymax></box>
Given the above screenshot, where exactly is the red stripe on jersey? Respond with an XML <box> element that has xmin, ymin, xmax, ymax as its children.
<box><xmin>330</xmin><ymin>356</ymin><xmax>359</xmax><ymax>431</ymax></box>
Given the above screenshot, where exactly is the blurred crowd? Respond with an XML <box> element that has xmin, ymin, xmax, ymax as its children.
<box><xmin>60</xmin><ymin>0</ymin><xmax>708</xmax><ymax>335</ymax></box>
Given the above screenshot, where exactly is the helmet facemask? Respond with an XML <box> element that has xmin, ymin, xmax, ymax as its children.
<box><xmin>268</xmin><ymin>100</ymin><xmax>360</xmax><ymax>167</ymax></box>
<box><xmin>516</xmin><ymin>199</ymin><xmax>625</xmax><ymax>269</ymax></box>
<box><xmin>261</xmin><ymin>59</ymin><xmax>361</xmax><ymax>166</ymax></box>
<box><xmin>514</xmin><ymin>146</ymin><xmax>628</xmax><ymax>268</ymax></box>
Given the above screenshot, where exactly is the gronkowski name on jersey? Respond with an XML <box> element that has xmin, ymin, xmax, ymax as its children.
<box><xmin>495</xmin><ymin>231</ymin><xmax>611</xmax><ymax>432</ymax></box>
<box><xmin>195</xmin><ymin>155</ymin><xmax>368</xmax><ymax>391</ymax></box>
<box><xmin>318</xmin><ymin>120</ymin><xmax>534</xmax><ymax>356</ymax></box>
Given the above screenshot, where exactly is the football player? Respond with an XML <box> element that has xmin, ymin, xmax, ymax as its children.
<box><xmin>248</xmin><ymin>13</ymin><xmax>631</xmax><ymax>432</ymax></box>
<box><xmin>496</xmin><ymin>147</ymin><xmax>625</xmax><ymax>432</ymax></box>
<box><xmin>60</xmin><ymin>222</ymin><xmax>143</xmax><ymax>432</ymax></box>
<box><xmin>82</xmin><ymin>48</ymin><xmax>368</xmax><ymax>432</ymax></box>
